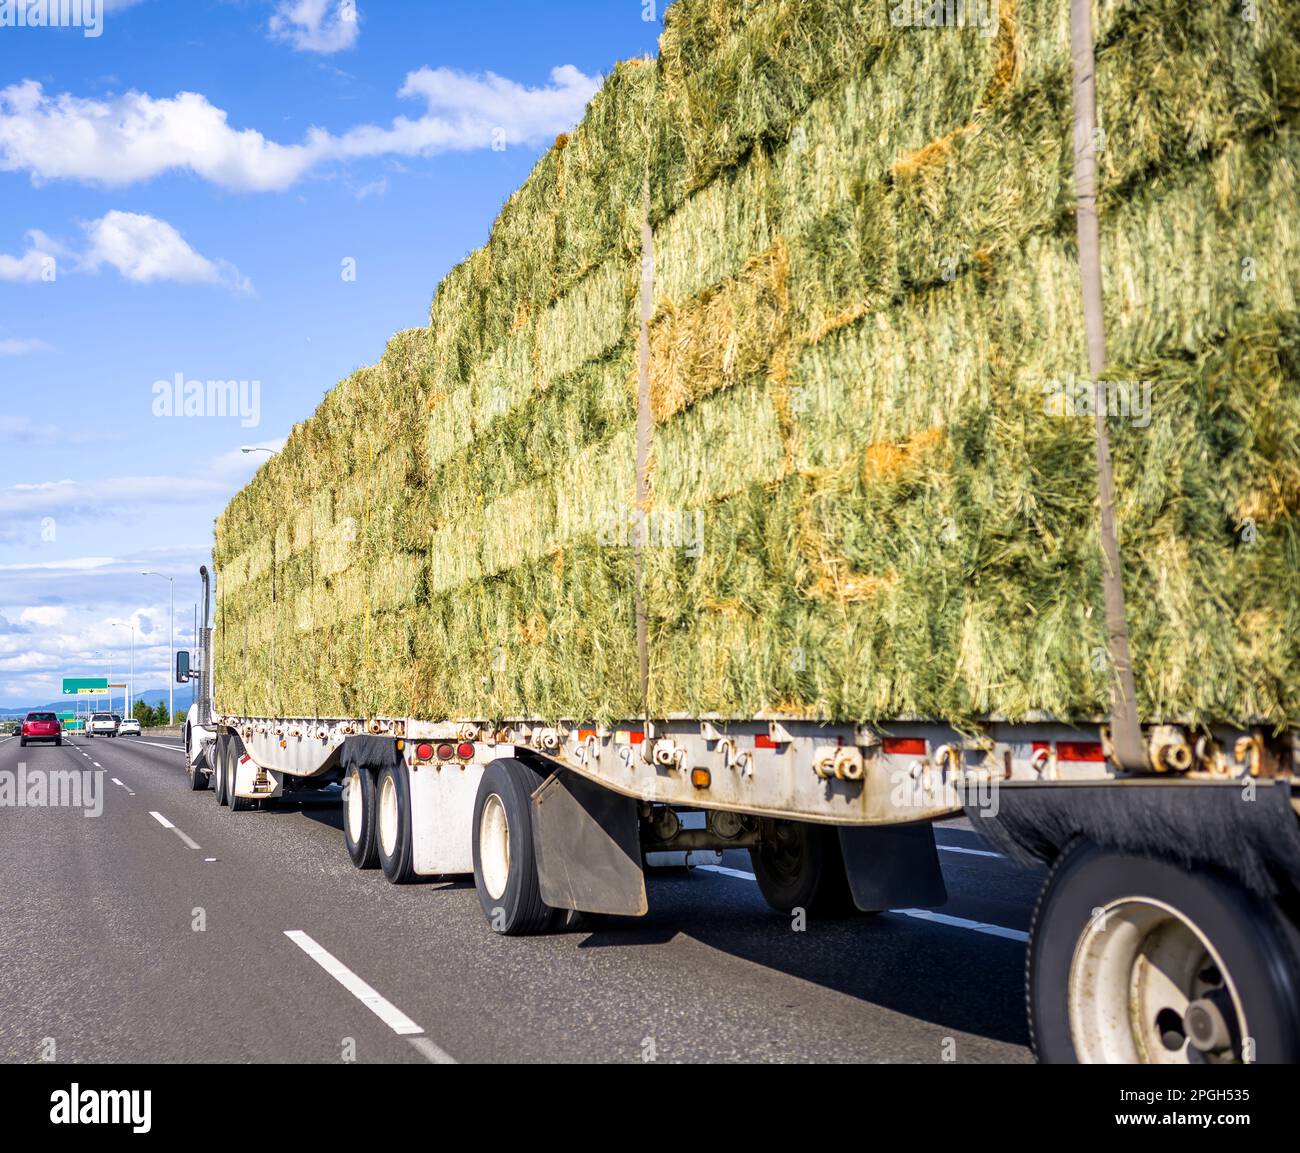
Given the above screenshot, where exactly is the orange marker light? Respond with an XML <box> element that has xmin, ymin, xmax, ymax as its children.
<box><xmin>690</xmin><ymin>768</ymin><xmax>711</xmax><ymax>789</ymax></box>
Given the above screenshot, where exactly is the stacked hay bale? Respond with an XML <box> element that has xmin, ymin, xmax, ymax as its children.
<box><xmin>215</xmin><ymin>0</ymin><xmax>1299</xmax><ymax>730</ymax></box>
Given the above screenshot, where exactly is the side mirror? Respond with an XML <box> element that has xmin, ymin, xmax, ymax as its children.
<box><xmin>176</xmin><ymin>650</ymin><xmax>191</xmax><ymax>683</ymax></box>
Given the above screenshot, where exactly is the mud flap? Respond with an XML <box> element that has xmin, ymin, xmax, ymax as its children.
<box><xmin>533</xmin><ymin>770</ymin><xmax>648</xmax><ymax>916</ymax></box>
<box><xmin>838</xmin><ymin>823</ymin><xmax>947</xmax><ymax>912</ymax></box>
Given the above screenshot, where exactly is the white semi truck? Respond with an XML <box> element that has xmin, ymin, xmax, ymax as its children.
<box><xmin>180</xmin><ymin>563</ymin><xmax>1300</xmax><ymax>1064</ymax></box>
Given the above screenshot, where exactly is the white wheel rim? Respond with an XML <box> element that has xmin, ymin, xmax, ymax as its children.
<box><xmin>479</xmin><ymin>793</ymin><xmax>510</xmax><ymax>901</ymax></box>
<box><xmin>378</xmin><ymin>773</ymin><xmax>399</xmax><ymax>857</ymax></box>
<box><xmin>1069</xmin><ymin>897</ymin><xmax>1248</xmax><ymax>1064</ymax></box>
<box><xmin>346</xmin><ymin>767</ymin><xmax>364</xmax><ymax>843</ymax></box>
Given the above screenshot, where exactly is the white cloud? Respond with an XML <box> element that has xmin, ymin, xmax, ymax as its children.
<box><xmin>81</xmin><ymin>211</ymin><xmax>252</xmax><ymax>293</ymax></box>
<box><xmin>0</xmin><ymin>338</ymin><xmax>52</xmax><ymax>356</ymax></box>
<box><xmin>0</xmin><ymin>66</ymin><xmax>602</xmax><ymax>192</ymax></box>
<box><xmin>17</xmin><ymin>606</ymin><xmax>67</xmax><ymax>627</ymax></box>
<box><xmin>270</xmin><ymin>0</ymin><xmax>360</xmax><ymax>54</ymax></box>
<box><xmin>0</xmin><ymin>229</ymin><xmax>61</xmax><ymax>282</ymax></box>
<box><xmin>0</xmin><ymin>437</ymin><xmax>286</xmax><ymax>520</ymax></box>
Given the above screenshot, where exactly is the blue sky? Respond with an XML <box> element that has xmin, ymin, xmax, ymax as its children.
<box><xmin>0</xmin><ymin>0</ymin><xmax>666</xmax><ymax>707</ymax></box>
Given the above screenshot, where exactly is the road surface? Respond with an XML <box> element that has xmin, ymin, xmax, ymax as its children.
<box><xmin>0</xmin><ymin>730</ymin><xmax>1042</xmax><ymax>1063</ymax></box>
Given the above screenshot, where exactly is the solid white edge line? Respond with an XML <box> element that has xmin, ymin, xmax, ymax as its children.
<box><xmin>937</xmin><ymin>844</ymin><xmax>1003</xmax><ymax>859</ymax></box>
<box><xmin>694</xmin><ymin>865</ymin><xmax>1029</xmax><ymax>942</ymax></box>
<box><xmin>133</xmin><ymin>740</ymin><xmax>186</xmax><ymax>752</ymax></box>
<box><xmin>892</xmin><ymin>908</ymin><xmax>1029</xmax><ymax>943</ymax></box>
<box><xmin>149</xmin><ymin>810</ymin><xmax>174</xmax><ymax>829</ymax></box>
<box><xmin>695</xmin><ymin>864</ymin><xmax>759</xmax><ymax>881</ymax></box>
<box><xmin>283</xmin><ymin>930</ymin><xmax>436</xmax><ymax>1045</ymax></box>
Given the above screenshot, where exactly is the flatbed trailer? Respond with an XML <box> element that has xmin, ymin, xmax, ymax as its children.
<box><xmin>180</xmin><ymin>566</ymin><xmax>1300</xmax><ymax>1064</ymax></box>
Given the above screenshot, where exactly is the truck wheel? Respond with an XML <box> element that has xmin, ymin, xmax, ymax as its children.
<box><xmin>471</xmin><ymin>759</ymin><xmax>557</xmax><ymax>935</ymax></box>
<box><xmin>749</xmin><ymin>820</ymin><xmax>856</xmax><ymax>916</ymax></box>
<box><xmin>343</xmin><ymin>762</ymin><xmax>379</xmax><ymax>869</ymax></box>
<box><xmin>376</xmin><ymin>762</ymin><xmax>415</xmax><ymax>882</ymax></box>
<box><xmin>213</xmin><ymin>736</ymin><xmax>230</xmax><ymax>806</ymax></box>
<box><xmin>1029</xmin><ymin>839</ymin><xmax>1300</xmax><ymax>1064</ymax></box>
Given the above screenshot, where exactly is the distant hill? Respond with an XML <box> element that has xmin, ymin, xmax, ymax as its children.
<box><xmin>0</xmin><ymin>685</ymin><xmax>194</xmax><ymax>718</ymax></box>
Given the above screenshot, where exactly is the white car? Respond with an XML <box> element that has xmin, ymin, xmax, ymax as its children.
<box><xmin>87</xmin><ymin>712</ymin><xmax>119</xmax><ymax>738</ymax></box>
<box><xmin>118</xmin><ymin>718</ymin><xmax>142</xmax><ymax>736</ymax></box>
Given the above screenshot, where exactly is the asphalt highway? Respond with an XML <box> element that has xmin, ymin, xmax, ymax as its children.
<box><xmin>0</xmin><ymin>730</ymin><xmax>1043</xmax><ymax>1063</ymax></box>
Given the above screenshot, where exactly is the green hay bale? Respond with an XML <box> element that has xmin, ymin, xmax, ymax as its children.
<box><xmin>216</xmin><ymin>0</ymin><xmax>1300</xmax><ymax>729</ymax></box>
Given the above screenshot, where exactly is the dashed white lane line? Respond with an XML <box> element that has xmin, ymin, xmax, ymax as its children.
<box><xmin>111</xmin><ymin>778</ymin><xmax>136</xmax><ymax>796</ymax></box>
<box><xmin>284</xmin><ymin>930</ymin><xmax>455</xmax><ymax>1063</ymax></box>
<box><xmin>695</xmin><ymin>865</ymin><xmax>1029</xmax><ymax>943</ymax></box>
<box><xmin>148</xmin><ymin>810</ymin><xmax>201</xmax><ymax>851</ymax></box>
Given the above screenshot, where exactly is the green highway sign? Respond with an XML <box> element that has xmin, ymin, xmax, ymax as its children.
<box><xmin>62</xmin><ymin>677</ymin><xmax>109</xmax><ymax>694</ymax></box>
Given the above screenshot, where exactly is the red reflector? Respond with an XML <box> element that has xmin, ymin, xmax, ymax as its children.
<box><xmin>456</xmin><ymin>741</ymin><xmax>475</xmax><ymax>760</ymax></box>
<box><xmin>883</xmin><ymin>737</ymin><xmax>927</xmax><ymax>756</ymax></box>
<box><xmin>628</xmin><ymin>730</ymin><xmax>645</xmax><ymax>745</ymax></box>
<box><xmin>415</xmin><ymin>743</ymin><xmax>434</xmax><ymax>762</ymax></box>
<box><xmin>1057</xmin><ymin>741</ymin><xmax>1105</xmax><ymax>763</ymax></box>
<box><xmin>436</xmin><ymin>743</ymin><xmax>454</xmax><ymax>760</ymax></box>
<box><xmin>1032</xmin><ymin>741</ymin><xmax>1051</xmax><ymax>753</ymax></box>
<box><xmin>754</xmin><ymin>734</ymin><xmax>778</xmax><ymax>749</ymax></box>
<box><xmin>578</xmin><ymin>728</ymin><xmax>597</xmax><ymax>742</ymax></box>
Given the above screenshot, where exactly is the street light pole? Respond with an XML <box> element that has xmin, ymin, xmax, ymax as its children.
<box><xmin>142</xmin><ymin>572</ymin><xmax>174</xmax><ymax>724</ymax></box>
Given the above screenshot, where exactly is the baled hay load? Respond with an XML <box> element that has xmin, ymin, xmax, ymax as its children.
<box><xmin>215</xmin><ymin>0</ymin><xmax>1300</xmax><ymax>731</ymax></box>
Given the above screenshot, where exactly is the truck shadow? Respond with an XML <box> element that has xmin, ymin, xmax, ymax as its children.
<box><xmin>573</xmin><ymin>869</ymin><xmax>1031</xmax><ymax>1049</ymax></box>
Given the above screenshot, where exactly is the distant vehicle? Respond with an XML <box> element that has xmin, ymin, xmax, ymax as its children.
<box><xmin>118</xmin><ymin>718</ymin><xmax>142</xmax><ymax>737</ymax></box>
<box><xmin>87</xmin><ymin>712</ymin><xmax>119</xmax><ymax>738</ymax></box>
<box><xmin>20</xmin><ymin>711</ymin><xmax>62</xmax><ymax>747</ymax></box>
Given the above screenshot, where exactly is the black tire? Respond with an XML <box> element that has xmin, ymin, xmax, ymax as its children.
<box><xmin>471</xmin><ymin>759</ymin><xmax>557</xmax><ymax>935</ymax></box>
<box><xmin>375</xmin><ymin>762</ymin><xmax>415</xmax><ymax>882</ymax></box>
<box><xmin>213</xmin><ymin>735</ymin><xmax>230</xmax><ymax>807</ymax></box>
<box><xmin>19</xmin><ymin>738</ymin><xmax>26</xmax><ymax>748</ymax></box>
<box><xmin>55</xmin><ymin>738</ymin><xmax>62</xmax><ymax>747</ymax></box>
<box><xmin>1029</xmin><ymin>839</ymin><xmax>1300</xmax><ymax>1064</ymax></box>
<box><xmin>342</xmin><ymin>762</ymin><xmax>379</xmax><ymax>869</ymax></box>
<box><xmin>749</xmin><ymin>821</ymin><xmax>857</xmax><ymax>916</ymax></box>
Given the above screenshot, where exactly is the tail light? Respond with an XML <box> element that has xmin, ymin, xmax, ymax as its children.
<box><xmin>436</xmin><ymin>742</ymin><xmax>454</xmax><ymax>761</ymax></box>
<box><xmin>456</xmin><ymin>741</ymin><xmax>475</xmax><ymax>760</ymax></box>
<box><xmin>883</xmin><ymin>737</ymin><xmax>927</xmax><ymax>756</ymax></box>
<box><xmin>415</xmin><ymin>742</ymin><xmax>434</xmax><ymax>762</ymax></box>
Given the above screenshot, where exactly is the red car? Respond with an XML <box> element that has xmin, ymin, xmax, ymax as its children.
<box><xmin>20</xmin><ymin>711</ymin><xmax>62</xmax><ymax>747</ymax></box>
